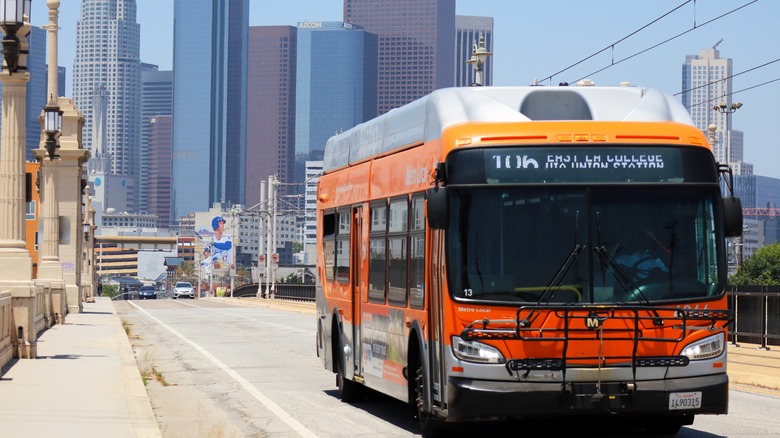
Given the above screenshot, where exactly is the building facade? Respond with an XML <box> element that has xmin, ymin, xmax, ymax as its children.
<box><xmin>147</xmin><ymin>116</ymin><xmax>173</xmax><ymax>228</ymax></box>
<box><xmin>140</xmin><ymin>67</ymin><xmax>173</xmax><ymax>214</ymax></box>
<box><xmin>753</xmin><ymin>175</ymin><xmax>780</xmax><ymax>245</ymax></box>
<box><xmin>172</xmin><ymin>0</ymin><xmax>248</xmax><ymax>219</ymax></box>
<box><xmin>344</xmin><ymin>0</ymin><xmax>455</xmax><ymax>115</ymax></box>
<box><xmin>682</xmin><ymin>46</ymin><xmax>754</xmax><ymax>207</ymax></box>
<box><xmin>455</xmin><ymin>15</ymin><xmax>493</xmax><ymax>87</ymax></box>
<box><xmin>246</xmin><ymin>25</ymin><xmax>297</xmax><ymax>207</ymax></box>
<box><xmin>73</xmin><ymin>0</ymin><xmax>142</xmax><ymax>211</ymax></box>
<box><xmin>294</xmin><ymin>21</ymin><xmax>376</xmax><ymax>183</ymax></box>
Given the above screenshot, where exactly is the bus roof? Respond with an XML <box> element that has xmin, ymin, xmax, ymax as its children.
<box><xmin>323</xmin><ymin>85</ymin><xmax>695</xmax><ymax>172</ymax></box>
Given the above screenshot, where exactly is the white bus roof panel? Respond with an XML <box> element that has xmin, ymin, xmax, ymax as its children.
<box><xmin>323</xmin><ymin>86</ymin><xmax>694</xmax><ymax>172</ymax></box>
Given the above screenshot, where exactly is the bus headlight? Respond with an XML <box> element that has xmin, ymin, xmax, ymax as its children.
<box><xmin>681</xmin><ymin>333</ymin><xmax>725</xmax><ymax>361</ymax></box>
<box><xmin>451</xmin><ymin>336</ymin><xmax>506</xmax><ymax>364</ymax></box>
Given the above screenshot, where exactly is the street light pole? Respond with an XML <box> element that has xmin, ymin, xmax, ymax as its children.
<box><xmin>0</xmin><ymin>0</ymin><xmax>37</xmax><ymax>358</ymax></box>
<box><xmin>34</xmin><ymin>0</ymin><xmax>66</xmax><ymax>325</ymax></box>
<box><xmin>713</xmin><ymin>102</ymin><xmax>744</xmax><ymax>271</ymax></box>
<box><xmin>257</xmin><ymin>180</ymin><xmax>266</xmax><ymax>298</ymax></box>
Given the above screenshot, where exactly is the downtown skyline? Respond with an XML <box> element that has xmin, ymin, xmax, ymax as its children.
<box><xmin>27</xmin><ymin>0</ymin><xmax>780</xmax><ymax>181</ymax></box>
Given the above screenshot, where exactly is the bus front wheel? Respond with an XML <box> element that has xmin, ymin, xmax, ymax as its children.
<box><xmin>335</xmin><ymin>336</ymin><xmax>363</xmax><ymax>402</ymax></box>
<box><xmin>411</xmin><ymin>350</ymin><xmax>445</xmax><ymax>437</ymax></box>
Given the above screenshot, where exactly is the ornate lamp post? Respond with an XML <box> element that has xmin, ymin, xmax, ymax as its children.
<box><xmin>0</xmin><ymin>0</ymin><xmax>37</xmax><ymax>358</ymax></box>
<box><xmin>466</xmin><ymin>33</ymin><xmax>491</xmax><ymax>86</ymax></box>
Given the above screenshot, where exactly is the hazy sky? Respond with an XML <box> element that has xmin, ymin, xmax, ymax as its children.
<box><xmin>29</xmin><ymin>0</ymin><xmax>780</xmax><ymax>179</ymax></box>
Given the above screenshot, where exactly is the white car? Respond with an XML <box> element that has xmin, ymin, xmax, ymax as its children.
<box><xmin>173</xmin><ymin>281</ymin><xmax>195</xmax><ymax>299</ymax></box>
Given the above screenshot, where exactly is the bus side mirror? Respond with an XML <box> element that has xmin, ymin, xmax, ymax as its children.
<box><xmin>427</xmin><ymin>187</ymin><xmax>448</xmax><ymax>230</ymax></box>
<box><xmin>723</xmin><ymin>196</ymin><xmax>743</xmax><ymax>237</ymax></box>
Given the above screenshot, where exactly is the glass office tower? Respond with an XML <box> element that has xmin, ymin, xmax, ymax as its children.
<box><xmin>344</xmin><ymin>0</ymin><xmax>455</xmax><ymax>115</ymax></box>
<box><xmin>295</xmin><ymin>21</ymin><xmax>377</xmax><ymax>183</ymax></box>
<box><xmin>172</xmin><ymin>0</ymin><xmax>248</xmax><ymax>219</ymax></box>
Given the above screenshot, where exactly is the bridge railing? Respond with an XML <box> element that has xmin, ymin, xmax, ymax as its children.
<box><xmin>727</xmin><ymin>286</ymin><xmax>780</xmax><ymax>349</ymax></box>
<box><xmin>233</xmin><ymin>283</ymin><xmax>315</xmax><ymax>302</ymax></box>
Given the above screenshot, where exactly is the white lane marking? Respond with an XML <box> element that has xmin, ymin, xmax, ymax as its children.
<box><xmin>129</xmin><ymin>301</ymin><xmax>319</xmax><ymax>438</ymax></box>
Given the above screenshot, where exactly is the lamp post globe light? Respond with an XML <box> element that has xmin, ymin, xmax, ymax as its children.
<box><xmin>466</xmin><ymin>33</ymin><xmax>491</xmax><ymax>86</ymax></box>
<box><xmin>0</xmin><ymin>0</ymin><xmax>31</xmax><ymax>74</ymax></box>
<box><xmin>712</xmin><ymin>101</ymin><xmax>743</xmax><ymax>165</ymax></box>
<box><xmin>43</xmin><ymin>98</ymin><xmax>62</xmax><ymax>160</ymax></box>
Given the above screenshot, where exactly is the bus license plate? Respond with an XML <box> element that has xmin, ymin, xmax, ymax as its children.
<box><xmin>669</xmin><ymin>392</ymin><xmax>702</xmax><ymax>410</ymax></box>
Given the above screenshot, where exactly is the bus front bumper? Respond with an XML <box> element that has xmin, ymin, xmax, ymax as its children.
<box><xmin>446</xmin><ymin>373</ymin><xmax>727</xmax><ymax>421</ymax></box>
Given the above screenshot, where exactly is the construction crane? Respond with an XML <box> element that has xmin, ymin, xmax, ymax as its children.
<box><xmin>742</xmin><ymin>208</ymin><xmax>780</xmax><ymax>218</ymax></box>
<box><xmin>712</xmin><ymin>39</ymin><xmax>723</xmax><ymax>50</ymax></box>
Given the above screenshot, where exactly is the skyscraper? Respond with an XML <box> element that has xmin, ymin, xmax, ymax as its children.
<box><xmin>344</xmin><ymin>0</ymin><xmax>455</xmax><ymax>114</ymax></box>
<box><xmin>27</xmin><ymin>26</ymin><xmax>47</xmax><ymax>160</ymax></box>
<box><xmin>246</xmin><ymin>26</ymin><xmax>297</xmax><ymax>208</ymax></box>
<box><xmin>455</xmin><ymin>16</ymin><xmax>493</xmax><ymax>87</ymax></box>
<box><xmin>295</xmin><ymin>21</ymin><xmax>377</xmax><ymax>182</ymax></box>
<box><xmin>0</xmin><ymin>26</ymin><xmax>47</xmax><ymax>161</ymax></box>
<box><xmin>73</xmin><ymin>0</ymin><xmax>141</xmax><ymax>210</ymax></box>
<box><xmin>147</xmin><ymin>115</ymin><xmax>173</xmax><ymax>228</ymax></box>
<box><xmin>140</xmin><ymin>67</ymin><xmax>173</xmax><ymax>214</ymax></box>
<box><xmin>172</xmin><ymin>0</ymin><xmax>248</xmax><ymax>219</ymax></box>
<box><xmin>681</xmin><ymin>45</ymin><xmax>754</xmax><ymax>208</ymax></box>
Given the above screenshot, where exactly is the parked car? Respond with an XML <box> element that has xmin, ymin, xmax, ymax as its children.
<box><xmin>139</xmin><ymin>285</ymin><xmax>157</xmax><ymax>300</ymax></box>
<box><xmin>173</xmin><ymin>282</ymin><xmax>195</xmax><ymax>299</ymax></box>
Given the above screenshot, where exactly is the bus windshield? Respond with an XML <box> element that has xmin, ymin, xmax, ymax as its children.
<box><xmin>446</xmin><ymin>185</ymin><xmax>725</xmax><ymax>304</ymax></box>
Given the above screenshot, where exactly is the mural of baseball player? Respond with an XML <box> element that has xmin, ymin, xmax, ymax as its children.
<box><xmin>210</xmin><ymin>216</ymin><xmax>232</xmax><ymax>269</ymax></box>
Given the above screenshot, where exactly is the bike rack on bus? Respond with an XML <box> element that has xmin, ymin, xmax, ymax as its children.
<box><xmin>459</xmin><ymin>304</ymin><xmax>733</xmax><ymax>384</ymax></box>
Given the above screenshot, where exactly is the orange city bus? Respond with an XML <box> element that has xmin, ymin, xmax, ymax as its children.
<box><xmin>315</xmin><ymin>85</ymin><xmax>743</xmax><ymax>436</ymax></box>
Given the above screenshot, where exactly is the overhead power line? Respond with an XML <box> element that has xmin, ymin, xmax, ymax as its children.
<box><xmin>685</xmin><ymin>76</ymin><xmax>780</xmax><ymax>109</ymax></box>
<box><xmin>539</xmin><ymin>0</ymin><xmax>758</xmax><ymax>85</ymax></box>
<box><xmin>676</xmin><ymin>57</ymin><xmax>780</xmax><ymax>97</ymax></box>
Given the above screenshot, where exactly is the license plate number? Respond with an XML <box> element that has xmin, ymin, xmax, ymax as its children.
<box><xmin>669</xmin><ymin>392</ymin><xmax>702</xmax><ymax>410</ymax></box>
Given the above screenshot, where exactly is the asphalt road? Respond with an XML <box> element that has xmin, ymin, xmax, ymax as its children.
<box><xmin>114</xmin><ymin>298</ymin><xmax>780</xmax><ymax>437</ymax></box>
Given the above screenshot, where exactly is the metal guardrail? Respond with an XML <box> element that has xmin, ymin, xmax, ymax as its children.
<box><xmin>727</xmin><ymin>286</ymin><xmax>780</xmax><ymax>349</ymax></box>
<box><xmin>233</xmin><ymin>283</ymin><xmax>315</xmax><ymax>302</ymax></box>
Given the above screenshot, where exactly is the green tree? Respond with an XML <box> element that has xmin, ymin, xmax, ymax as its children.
<box><xmin>729</xmin><ymin>242</ymin><xmax>780</xmax><ymax>286</ymax></box>
<box><xmin>280</xmin><ymin>273</ymin><xmax>302</xmax><ymax>284</ymax></box>
<box><xmin>176</xmin><ymin>261</ymin><xmax>196</xmax><ymax>282</ymax></box>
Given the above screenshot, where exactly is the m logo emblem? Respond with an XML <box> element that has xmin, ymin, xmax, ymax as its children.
<box><xmin>585</xmin><ymin>312</ymin><xmax>606</xmax><ymax>330</ymax></box>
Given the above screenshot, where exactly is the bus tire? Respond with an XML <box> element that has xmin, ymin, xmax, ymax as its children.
<box><xmin>335</xmin><ymin>334</ymin><xmax>363</xmax><ymax>402</ymax></box>
<box><xmin>411</xmin><ymin>347</ymin><xmax>445</xmax><ymax>437</ymax></box>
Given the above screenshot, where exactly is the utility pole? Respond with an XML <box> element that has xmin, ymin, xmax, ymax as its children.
<box><xmin>257</xmin><ymin>180</ymin><xmax>266</xmax><ymax>298</ymax></box>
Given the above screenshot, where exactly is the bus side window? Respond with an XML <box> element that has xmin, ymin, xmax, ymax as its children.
<box><xmin>323</xmin><ymin>211</ymin><xmax>336</xmax><ymax>281</ymax></box>
<box><xmin>388</xmin><ymin>196</ymin><xmax>409</xmax><ymax>306</ymax></box>
<box><xmin>336</xmin><ymin>207</ymin><xmax>351</xmax><ymax>283</ymax></box>
<box><xmin>409</xmin><ymin>194</ymin><xmax>425</xmax><ymax>309</ymax></box>
<box><xmin>369</xmin><ymin>200</ymin><xmax>387</xmax><ymax>303</ymax></box>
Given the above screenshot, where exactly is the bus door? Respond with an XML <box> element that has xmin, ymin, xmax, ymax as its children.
<box><xmin>429</xmin><ymin>229</ymin><xmax>446</xmax><ymax>404</ymax></box>
<box><xmin>352</xmin><ymin>205</ymin><xmax>365</xmax><ymax>378</ymax></box>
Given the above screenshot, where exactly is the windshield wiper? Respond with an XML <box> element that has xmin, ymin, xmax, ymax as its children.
<box><xmin>520</xmin><ymin>212</ymin><xmax>583</xmax><ymax>327</ymax></box>
<box><xmin>593</xmin><ymin>211</ymin><xmax>652</xmax><ymax>305</ymax></box>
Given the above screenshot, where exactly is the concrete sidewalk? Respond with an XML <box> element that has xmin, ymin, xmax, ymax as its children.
<box><xmin>0</xmin><ymin>297</ymin><xmax>160</xmax><ymax>438</ymax></box>
<box><xmin>726</xmin><ymin>340</ymin><xmax>780</xmax><ymax>391</ymax></box>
